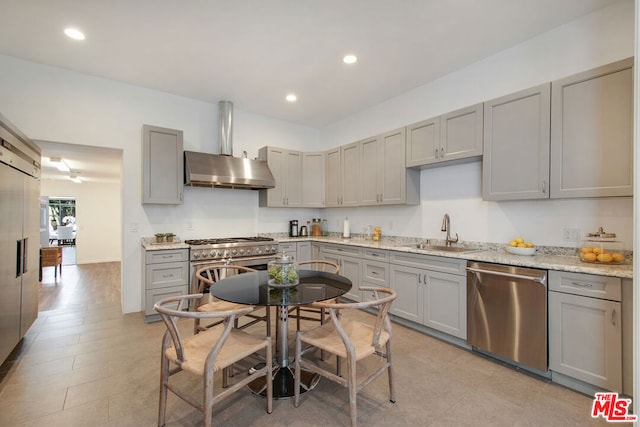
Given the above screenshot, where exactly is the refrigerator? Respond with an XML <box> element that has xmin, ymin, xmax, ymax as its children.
<box><xmin>0</xmin><ymin>113</ymin><xmax>40</xmax><ymax>364</ymax></box>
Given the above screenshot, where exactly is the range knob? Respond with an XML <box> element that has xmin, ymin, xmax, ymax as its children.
<box><xmin>239</xmin><ymin>249</ymin><xmax>245</xmax><ymax>255</ymax></box>
<box><xmin>193</xmin><ymin>252</ymin><xmax>200</xmax><ymax>259</ymax></box>
<box><xmin>255</xmin><ymin>248</ymin><xmax>262</xmax><ymax>255</ymax></box>
<box><xmin>209</xmin><ymin>250</ymin><xmax>216</xmax><ymax>258</ymax></box>
<box><xmin>231</xmin><ymin>249</ymin><xmax>238</xmax><ymax>256</ymax></box>
<box><xmin>215</xmin><ymin>251</ymin><xmax>222</xmax><ymax>257</ymax></box>
<box><xmin>271</xmin><ymin>246</ymin><xmax>277</xmax><ymax>252</ymax></box>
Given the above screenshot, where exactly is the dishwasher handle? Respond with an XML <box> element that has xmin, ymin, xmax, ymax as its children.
<box><xmin>466</xmin><ymin>266</ymin><xmax>546</xmax><ymax>284</ymax></box>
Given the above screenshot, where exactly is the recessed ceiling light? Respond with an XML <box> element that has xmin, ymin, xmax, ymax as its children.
<box><xmin>64</xmin><ymin>28</ymin><xmax>85</xmax><ymax>41</ymax></box>
<box><xmin>343</xmin><ymin>54</ymin><xmax>358</xmax><ymax>64</ymax></box>
<box><xmin>286</xmin><ymin>94</ymin><xmax>297</xmax><ymax>102</ymax></box>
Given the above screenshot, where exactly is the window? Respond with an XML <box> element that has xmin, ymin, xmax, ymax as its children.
<box><xmin>48</xmin><ymin>198</ymin><xmax>76</xmax><ymax>230</ymax></box>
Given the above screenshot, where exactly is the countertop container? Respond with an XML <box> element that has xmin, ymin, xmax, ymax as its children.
<box><xmin>578</xmin><ymin>227</ymin><xmax>624</xmax><ymax>264</ymax></box>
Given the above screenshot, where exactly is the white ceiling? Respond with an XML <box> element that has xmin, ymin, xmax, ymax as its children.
<box><xmin>0</xmin><ymin>0</ymin><xmax>622</xmax><ymax>182</ymax></box>
<box><xmin>37</xmin><ymin>140</ymin><xmax>122</xmax><ymax>184</ymax></box>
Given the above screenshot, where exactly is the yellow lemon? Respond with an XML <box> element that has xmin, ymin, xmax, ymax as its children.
<box><xmin>515</xmin><ymin>237</ymin><xmax>524</xmax><ymax>244</ymax></box>
<box><xmin>509</xmin><ymin>240</ymin><xmax>517</xmax><ymax>247</ymax></box>
<box><xmin>516</xmin><ymin>243</ymin><xmax>526</xmax><ymax>248</ymax></box>
<box><xmin>525</xmin><ymin>242</ymin><xmax>534</xmax><ymax>248</ymax></box>
<box><xmin>592</xmin><ymin>247</ymin><xmax>602</xmax><ymax>255</ymax></box>
<box><xmin>582</xmin><ymin>252</ymin><xmax>597</xmax><ymax>261</ymax></box>
<box><xmin>580</xmin><ymin>247</ymin><xmax>593</xmax><ymax>254</ymax></box>
<box><xmin>611</xmin><ymin>253</ymin><xmax>624</xmax><ymax>263</ymax></box>
<box><xmin>597</xmin><ymin>253</ymin><xmax>613</xmax><ymax>263</ymax></box>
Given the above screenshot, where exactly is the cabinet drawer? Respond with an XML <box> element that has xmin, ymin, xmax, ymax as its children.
<box><xmin>145</xmin><ymin>285</ymin><xmax>188</xmax><ymax>316</ymax></box>
<box><xmin>362</xmin><ymin>259</ymin><xmax>389</xmax><ymax>287</ymax></box>
<box><xmin>548</xmin><ymin>270</ymin><xmax>621</xmax><ymax>301</ymax></box>
<box><xmin>145</xmin><ymin>249</ymin><xmax>188</xmax><ymax>264</ymax></box>
<box><xmin>321</xmin><ymin>243</ymin><xmax>362</xmax><ymax>258</ymax></box>
<box><xmin>363</xmin><ymin>248</ymin><xmax>389</xmax><ymax>261</ymax></box>
<box><xmin>278</xmin><ymin>242</ymin><xmax>296</xmax><ymax>252</ymax></box>
<box><xmin>146</xmin><ymin>261</ymin><xmax>189</xmax><ymax>289</ymax></box>
<box><xmin>390</xmin><ymin>251</ymin><xmax>466</xmax><ymax>276</ymax></box>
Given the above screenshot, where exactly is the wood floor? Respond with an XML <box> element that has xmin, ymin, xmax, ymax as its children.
<box><xmin>0</xmin><ymin>261</ymin><xmax>624</xmax><ymax>426</ymax></box>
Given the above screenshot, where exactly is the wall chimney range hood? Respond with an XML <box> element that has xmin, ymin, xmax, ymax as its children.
<box><xmin>184</xmin><ymin>101</ymin><xmax>275</xmax><ymax>189</ymax></box>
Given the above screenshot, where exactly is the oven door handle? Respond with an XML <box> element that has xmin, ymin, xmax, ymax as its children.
<box><xmin>466</xmin><ymin>267</ymin><xmax>546</xmax><ymax>284</ymax></box>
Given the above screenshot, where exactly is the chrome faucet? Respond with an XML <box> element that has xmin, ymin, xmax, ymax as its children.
<box><xmin>441</xmin><ymin>213</ymin><xmax>459</xmax><ymax>247</ymax></box>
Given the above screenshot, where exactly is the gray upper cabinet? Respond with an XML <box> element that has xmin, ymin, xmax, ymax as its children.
<box><xmin>142</xmin><ymin>125</ymin><xmax>184</xmax><ymax>205</ymax></box>
<box><xmin>258</xmin><ymin>146</ymin><xmax>302</xmax><ymax>207</ymax></box>
<box><xmin>406</xmin><ymin>103</ymin><xmax>482</xmax><ymax>168</ymax></box>
<box><xmin>361</xmin><ymin>128</ymin><xmax>419</xmax><ymax>206</ymax></box>
<box><xmin>406</xmin><ymin>116</ymin><xmax>439</xmax><ymax>167</ymax></box>
<box><xmin>326</xmin><ymin>142</ymin><xmax>361</xmax><ymax>207</ymax></box>
<box><xmin>550</xmin><ymin>57</ymin><xmax>633</xmax><ymax>198</ymax></box>
<box><xmin>482</xmin><ymin>84</ymin><xmax>551</xmax><ymax>201</ymax></box>
<box><xmin>302</xmin><ymin>152</ymin><xmax>325</xmax><ymax>207</ymax></box>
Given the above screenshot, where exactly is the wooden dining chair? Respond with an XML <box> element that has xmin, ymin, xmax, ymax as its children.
<box><xmin>293</xmin><ymin>287</ymin><xmax>396</xmax><ymax>427</ymax></box>
<box><xmin>290</xmin><ymin>260</ymin><xmax>340</xmax><ymax>331</ymax></box>
<box><xmin>155</xmin><ymin>294</ymin><xmax>273</xmax><ymax>427</ymax></box>
<box><xmin>194</xmin><ymin>265</ymin><xmax>271</xmax><ymax>336</ymax></box>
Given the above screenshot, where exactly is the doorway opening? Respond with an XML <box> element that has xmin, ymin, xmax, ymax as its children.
<box><xmin>48</xmin><ymin>197</ymin><xmax>77</xmax><ymax>265</ymax></box>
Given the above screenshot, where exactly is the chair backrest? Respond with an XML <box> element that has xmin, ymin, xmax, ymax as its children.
<box><xmin>195</xmin><ymin>265</ymin><xmax>257</xmax><ymax>293</ymax></box>
<box><xmin>154</xmin><ymin>293</ymin><xmax>254</xmax><ymax>363</ymax></box>
<box><xmin>296</xmin><ymin>260</ymin><xmax>340</xmax><ymax>274</ymax></box>
<box><xmin>313</xmin><ymin>287</ymin><xmax>396</xmax><ymax>347</ymax></box>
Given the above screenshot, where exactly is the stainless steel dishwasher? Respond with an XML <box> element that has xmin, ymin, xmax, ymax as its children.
<box><xmin>467</xmin><ymin>261</ymin><xmax>548</xmax><ymax>372</ymax></box>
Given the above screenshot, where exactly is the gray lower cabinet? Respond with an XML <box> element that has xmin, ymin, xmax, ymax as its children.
<box><xmin>143</xmin><ymin>248</ymin><xmax>189</xmax><ymax>322</ymax></box>
<box><xmin>389</xmin><ymin>251</ymin><xmax>466</xmax><ymax>339</ymax></box>
<box><xmin>142</xmin><ymin>125</ymin><xmax>184</xmax><ymax>204</ymax></box>
<box><xmin>319</xmin><ymin>243</ymin><xmax>362</xmax><ymax>302</ymax></box>
<box><xmin>361</xmin><ymin>248</ymin><xmax>389</xmax><ymax>301</ymax></box>
<box><xmin>278</xmin><ymin>241</ymin><xmax>311</xmax><ymax>263</ymax></box>
<box><xmin>548</xmin><ymin>270</ymin><xmax>622</xmax><ymax>392</ymax></box>
<box><xmin>550</xmin><ymin>57</ymin><xmax>633</xmax><ymax>198</ymax></box>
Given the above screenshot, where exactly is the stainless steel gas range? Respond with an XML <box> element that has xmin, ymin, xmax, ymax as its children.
<box><xmin>184</xmin><ymin>237</ymin><xmax>278</xmax><ymax>293</ymax></box>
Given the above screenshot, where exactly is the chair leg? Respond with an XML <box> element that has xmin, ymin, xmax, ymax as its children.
<box><xmin>336</xmin><ymin>355</ymin><xmax>342</xmax><ymax>377</ymax></box>
<box><xmin>296</xmin><ymin>307</ymin><xmax>301</xmax><ymax>331</ymax></box>
<box><xmin>347</xmin><ymin>355</ymin><xmax>358</xmax><ymax>427</ymax></box>
<box><xmin>293</xmin><ymin>331</ymin><xmax>302</xmax><ymax>407</ymax></box>
<box><xmin>222</xmin><ymin>366</ymin><xmax>229</xmax><ymax>388</ymax></box>
<box><xmin>204</xmin><ymin>369</ymin><xmax>214</xmax><ymax>427</ymax></box>
<box><xmin>266</xmin><ymin>338</ymin><xmax>273</xmax><ymax>414</ymax></box>
<box><xmin>265</xmin><ymin>307</ymin><xmax>272</xmax><ymax>337</ymax></box>
<box><xmin>158</xmin><ymin>354</ymin><xmax>170</xmax><ymax>427</ymax></box>
<box><xmin>386</xmin><ymin>340</ymin><xmax>396</xmax><ymax>403</ymax></box>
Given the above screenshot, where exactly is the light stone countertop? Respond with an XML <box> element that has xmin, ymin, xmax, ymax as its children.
<box><xmin>269</xmin><ymin>233</ymin><xmax>633</xmax><ymax>279</ymax></box>
<box><xmin>141</xmin><ymin>237</ymin><xmax>189</xmax><ymax>251</ymax></box>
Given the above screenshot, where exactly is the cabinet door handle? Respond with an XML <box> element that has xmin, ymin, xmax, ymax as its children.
<box><xmin>418</xmin><ymin>274</ymin><xmax>421</xmax><ymax>284</ymax></box>
<box><xmin>371</xmin><ymin>271</ymin><xmax>379</xmax><ymax>276</ymax></box>
<box><xmin>423</xmin><ymin>274</ymin><xmax>427</xmax><ymax>283</ymax></box>
<box><xmin>571</xmin><ymin>281</ymin><xmax>593</xmax><ymax>288</ymax></box>
<box><xmin>612</xmin><ymin>309</ymin><xmax>616</xmax><ymax>326</ymax></box>
<box><xmin>162</xmin><ymin>274</ymin><xmax>173</xmax><ymax>278</ymax></box>
<box><xmin>371</xmin><ymin>253</ymin><xmax>380</xmax><ymax>257</ymax></box>
<box><xmin>379</xmin><ymin>193</ymin><xmax>383</xmax><ymax>202</ymax></box>
<box><xmin>434</xmin><ymin>148</ymin><xmax>439</xmax><ymax>159</ymax></box>
<box><xmin>542</xmin><ymin>180</ymin><xmax>547</xmax><ymax>195</ymax></box>
<box><xmin>440</xmin><ymin>147</ymin><xmax>444</xmax><ymax>158</ymax></box>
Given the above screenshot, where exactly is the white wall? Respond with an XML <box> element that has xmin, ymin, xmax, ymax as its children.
<box><xmin>320</xmin><ymin>0</ymin><xmax>635</xmax><ymax>249</ymax></box>
<box><xmin>0</xmin><ymin>54</ymin><xmax>320</xmax><ymax>313</ymax></box>
<box><xmin>41</xmin><ymin>179</ymin><xmax>122</xmax><ymax>264</ymax></box>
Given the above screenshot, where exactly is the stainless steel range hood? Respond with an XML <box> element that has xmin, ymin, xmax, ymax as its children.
<box><xmin>184</xmin><ymin>101</ymin><xmax>275</xmax><ymax>189</ymax></box>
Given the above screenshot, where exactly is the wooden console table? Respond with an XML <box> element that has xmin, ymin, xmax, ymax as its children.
<box><xmin>40</xmin><ymin>247</ymin><xmax>62</xmax><ymax>281</ymax></box>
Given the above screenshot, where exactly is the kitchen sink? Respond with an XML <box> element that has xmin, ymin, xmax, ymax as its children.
<box><xmin>403</xmin><ymin>243</ymin><xmax>480</xmax><ymax>253</ymax></box>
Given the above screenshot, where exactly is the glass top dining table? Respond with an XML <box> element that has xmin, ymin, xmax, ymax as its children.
<box><xmin>210</xmin><ymin>269</ymin><xmax>352</xmax><ymax>399</ymax></box>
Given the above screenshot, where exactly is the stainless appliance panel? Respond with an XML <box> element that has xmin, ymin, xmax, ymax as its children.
<box><xmin>0</xmin><ymin>165</ymin><xmax>24</xmax><ymax>363</ymax></box>
<box><xmin>189</xmin><ymin>255</ymin><xmax>272</xmax><ymax>294</ymax></box>
<box><xmin>20</xmin><ymin>174</ymin><xmax>40</xmax><ymax>335</ymax></box>
<box><xmin>467</xmin><ymin>262</ymin><xmax>548</xmax><ymax>372</ymax></box>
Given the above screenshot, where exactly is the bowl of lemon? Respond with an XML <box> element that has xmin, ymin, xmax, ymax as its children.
<box><xmin>505</xmin><ymin>237</ymin><xmax>536</xmax><ymax>256</ymax></box>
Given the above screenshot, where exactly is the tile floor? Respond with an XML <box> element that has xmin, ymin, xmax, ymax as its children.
<box><xmin>0</xmin><ymin>262</ymin><xmax>626</xmax><ymax>426</ymax></box>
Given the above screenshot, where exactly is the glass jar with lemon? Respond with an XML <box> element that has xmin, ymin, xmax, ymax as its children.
<box><xmin>578</xmin><ymin>227</ymin><xmax>624</xmax><ymax>264</ymax></box>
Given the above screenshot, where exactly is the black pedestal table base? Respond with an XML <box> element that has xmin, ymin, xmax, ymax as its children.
<box><xmin>247</xmin><ymin>365</ymin><xmax>320</xmax><ymax>399</ymax></box>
